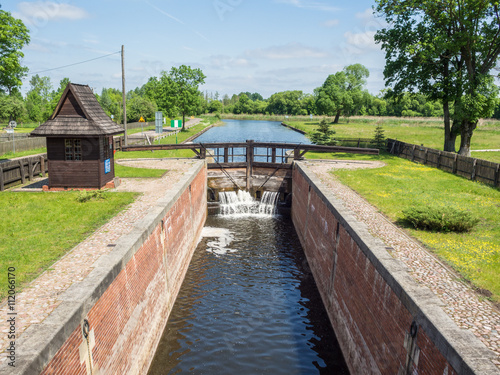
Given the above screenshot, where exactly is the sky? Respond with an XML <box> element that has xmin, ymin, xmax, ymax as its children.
<box><xmin>4</xmin><ymin>0</ymin><xmax>388</xmax><ymax>99</ymax></box>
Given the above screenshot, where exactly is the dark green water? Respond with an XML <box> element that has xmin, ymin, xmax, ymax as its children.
<box><xmin>147</xmin><ymin>214</ymin><xmax>349</xmax><ymax>375</ymax></box>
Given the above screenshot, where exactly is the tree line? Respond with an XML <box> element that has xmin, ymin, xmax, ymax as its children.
<box><xmin>4</xmin><ymin>66</ymin><xmax>474</xmax><ymax>126</ymax></box>
<box><xmin>2</xmin><ymin>4</ymin><xmax>500</xmax><ymax>156</ymax></box>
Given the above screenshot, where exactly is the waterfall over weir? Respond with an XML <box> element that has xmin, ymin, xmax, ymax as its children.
<box><xmin>219</xmin><ymin>190</ymin><xmax>279</xmax><ymax>217</ymax></box>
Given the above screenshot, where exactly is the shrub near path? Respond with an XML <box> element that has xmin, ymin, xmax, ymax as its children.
<box><xmin>322</xmin><ymin>153</ymin><xmax>500</xmax><ymax>301</ymax></box>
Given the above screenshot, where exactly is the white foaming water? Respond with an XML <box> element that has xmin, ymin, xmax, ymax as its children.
<box><xmin>201</xmin><ymin>227</ymin><xmax>236</xmax><ymax>256</ymax></box>
<box><xmin>219</xmin><ymin>190</ymin><xmax>279</xmax><ymax>217</ymax></box>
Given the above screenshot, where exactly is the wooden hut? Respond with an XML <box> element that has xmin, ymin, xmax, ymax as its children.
<box><xmin>31</xmin><ymin>83</ymin><xmax>124</xmax><ymax>189</ymax></box>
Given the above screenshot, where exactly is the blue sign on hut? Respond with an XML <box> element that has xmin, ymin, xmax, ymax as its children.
<box><xmin>31</xmin><ymin>83</ymin><xmax>124</xmax><ymax>189</ymax></box>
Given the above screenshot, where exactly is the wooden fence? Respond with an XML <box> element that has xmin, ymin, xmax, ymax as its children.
<box><xmin>0</xmin><ymin>154</ymin><xmax>48</xmax><ymax>191</ymax></box>
<box><xmin>0</xmin><ymin>122</ymin><xmax>146</xmax><ymax>156</ymax></box>
<box><xmin>0</xmin><ymin>137</ymin><xmax>47</xmax><ymax>155</ymax></box>
<box><xmin>333</xmin><ymin>138</ymin><xmax>378</xmax><ymax>148</ymax></box>
<box><xmin>125</xmin><ymin>121</ymin><xmax>151</xmax><ymax>130</ymax></box>
<box><xmin>387</xmin><ymin>139</ymin><xmax>500</xmax><ymax>188</ymax></box>
<box><xmin>0</xmin><ymin>133</ymin><xmax>29</xmax><ymax>142</ymax></box>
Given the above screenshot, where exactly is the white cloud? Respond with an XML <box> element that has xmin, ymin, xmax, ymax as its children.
<box><xmin>130</xmin><ymin>59</ymin><xmax>169</xmax><ymax>79</ymax></box>
<box><xmin>323</xmin><ymin>19</ymin><xmax>339</xmax><ymax>28</ymax></box>
<box><xmin>355</xmin><ymin>7</ymin><xmax>388</xmax><ymax>29</ymax></box>
<box><xmin>356</xmin><ymin>8</ymin><xmax>375</xmax><ymax>21</ymax></box>
<box><xmin>344</xmin><ymin>30</ymin><xmax>378</xmax><ymax>51</ymax></box>
<box><xmin>209</xmin><ymin>55</ymin><xmax>257</xmax><ymax>70</ymax></box>
<box><xmin>24</xmin><ymin>37</ymin><xmax>68</xmax><ymax>53</ymax></box>
<box><xmin>15</xmin><ymin>1</ymin><xmax>89</xmax><ymax>22</ymax></box>
<box><xmin>275</xmin><ymin>0</ymin><xmax>339</xmax><ymax>12</ymax></box>
<box><xmin>81</xmin><ymin>33</ymin><xmax>100</xmax><ymax>46</ymax></box>
<box><xmin>25</xmin><ymin>43</ymin><xmax>52</xmax><ymax>53</ymax></box>
<box><xmin>246</xmin><ymin>42</ymin><xmax>329</xmax><ymax>60</ymax></box>
<box><xmin>264</xmin><ymin>64</ymin><xmax>342</xmax><ymax>77</ymax></box>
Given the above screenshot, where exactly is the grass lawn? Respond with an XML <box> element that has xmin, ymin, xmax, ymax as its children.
<box><xmin>471</xmin><ymin>151</ymin><xmax>500</xmax><ymax>164</ymax></box>
<box><xmin>0</xmin><ymin>147</ymin><xmax>47</xmax><ymax>161</ymax></box>
<box><xmin>323</xmin><ymin>152</ymin><xmax>500</xmax><ymax>301</ymax></box>
<box><xmin>1</xmin><ymin>123</ymin><xmax>39</xmax><ymax>134</ymax></box>
<box><xmin>116</xmin><ymin>116</ymin><xmax>220</xmax><ymax>159</ymax></box>
<box><xmin>284</xmin><ymin>116</ymin><xmax>500</xmax><ymax>163</ymax></box>
<box><xmin>114</xmin><ymin>163</ymin><xmax>167</xmax><ymax>178</ymax></box>
<box><xmin>2</xmin><ymin>127</ymin><xmax>38</xmax><ymax>134</ymax></box>
<box><xmin>127</xmin><ymin>125</ymin><xmax>156</xmax><ymax>135</ymax></box>
<box><xmin>0</xmin><ymin>191</ymin><xmax>137</xmax><ymax>301</ymax></box>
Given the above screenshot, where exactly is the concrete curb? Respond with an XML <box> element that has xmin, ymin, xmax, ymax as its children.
<box><xmin>295</xmin><ymin>161</ymin><xmax>499</xmax><ymax>375</ymax></box>
<box><xmin>4</xmin><ymin>160</ymin><xmax>206</xmax><ymax>375</ymax></box>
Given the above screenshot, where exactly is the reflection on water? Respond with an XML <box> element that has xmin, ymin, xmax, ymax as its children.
<box><xmin>194</xmin><ymin>119</ymin><xmax>312</xmax><ymax>144</ymax></box>
<box><xmin>148</xmin><ymin>214</ymin><xmax>349</xmax><ymax>375</ymax></box>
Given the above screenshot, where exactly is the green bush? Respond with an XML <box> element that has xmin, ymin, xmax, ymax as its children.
<box><xmin>402</xmin><ymin>206</ymin><xmax>479</xmax><ymax>233</ymax></box>
<box><xmin>310</xmin><ymin>118</ymin><xmax>336</xmax><ymax>145</ymax></box>
<box><xmin>372</xmin><ymin>124</ymin><xmax>386</xmax><ymax>149</ymax></box>
<box><xmin>76</xmin><ymin>190</ymin><xmax>107</xmax><ymax>203</ymax></box>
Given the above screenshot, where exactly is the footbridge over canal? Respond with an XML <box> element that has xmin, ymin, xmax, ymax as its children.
<box><xmin>122</xmin><ymin>140</ymin><xmax>379</xmax><ymax>199</ymax></box>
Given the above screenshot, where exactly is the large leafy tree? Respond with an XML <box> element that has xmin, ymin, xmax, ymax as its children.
<box><xmin>126</xmin><ymin>93</ymin><xmax>157</xmax><ymax>122</ymax></box>
<box><xmin>315</xmin><ymin>64</ymin><xmax>369</xmax><ymax>123</ymax></box>
<box><xmin>233</xmin><ymin>93</ymin><xmax>254</xmax><ymax>114</ymax></box>
<box><xmin>266</xmin><ymin>90</ymin><xmax>307</xmax><ymax>115</ymax></box>
<box><xmin>152</xmin><ymin>74</ymin><xmax>177</xmax><ymax>119</ymax></box>
<box><xmin>0</xmin><ymin>10</ymin><xmax>30</xmax><ymax>95</ymax></box>
<box><xmin>98</xmin><ymin>88</ymin><xmax>123</xmax><ymax>123</ymax></box>
<box><xmin>169</xmin><ymin>65</ymin><xmax>206</xmax><ymax>130</ymax></box>
<box><xmin>375</xmin><ymin>2</ymin><xmax>460</xmax><ymax>151</ymax></box>
<box><xmin>375</xmin><ymin>0</ymin><xmax>500</xmax><ymax>155</ymax></box>
<box><xmin>207</xmin><ymin>99</ymin><xmax>223</xmax><ymax>113</ymax></box>
<box><xmin>149</xmin><ymin>66</ymin><xmax>205</xmax><ymax>128</ymax></box>
<box><xmin>45</xmin><ymin>77</ymin><xmax>70</xmax><ymax>116</ymax></box>
<box><xmin>25</xmin><ymin>75</ymin><xmax>53</xmax><ymax>122</ymax></box>
<box><xmin>0</xmin><ymin>92</ymin><xmax>25</xmax><ymax>122</ymax></box>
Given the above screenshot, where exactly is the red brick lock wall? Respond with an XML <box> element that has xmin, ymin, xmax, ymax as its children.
<box><xmin>40</xmin><ymin>166</ymin><xmax>207</xmax><ymax>375</ymax></box>
<box><xmin>291</xmin><ymin>165</ymin><xmax>458</xmax><ymax>375</ymax></box>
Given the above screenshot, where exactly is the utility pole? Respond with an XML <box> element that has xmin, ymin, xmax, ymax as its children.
<box><xmin>122</xmin><ymin>45</ymin><xmax>127</xmax><ymax>146</ymax></box>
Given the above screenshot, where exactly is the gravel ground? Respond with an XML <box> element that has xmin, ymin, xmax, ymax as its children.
<box><xmin>303</xmin><ymin>160</ymin><xmax>500</xmax><ymax>369</ymax></box>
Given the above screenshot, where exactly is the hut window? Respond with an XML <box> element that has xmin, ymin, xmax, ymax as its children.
<box><xmin>102</xmin><ymin>137</ymin><xmax>112</xmax><ymax>160</ymax></box>
<box><xmin>65</xmin><ymin>139</ymin><xmax>82</xmax><ymax>161</ymax></box>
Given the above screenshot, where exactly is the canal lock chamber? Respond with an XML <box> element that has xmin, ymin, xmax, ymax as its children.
<box><xmin>147</xmin><ymin>188</ymin><xmax>350</xmax><ymax>374</ymax></box>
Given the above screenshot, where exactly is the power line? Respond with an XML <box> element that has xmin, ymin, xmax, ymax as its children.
<box><xmin>28</xmin><ymin>51</ymin><xmax>121</xmax><ymax>75</ymax></box>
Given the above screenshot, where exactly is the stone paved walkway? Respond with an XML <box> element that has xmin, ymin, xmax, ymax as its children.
<box><xmin>304</xmin><ymin>160</ymin><xmax>500</xmax><ymax>369</ymax></box>
<box><xmin>0</xmin><ymin>159</ymin><xmax>199</xmax><ymax>363</ymax></box>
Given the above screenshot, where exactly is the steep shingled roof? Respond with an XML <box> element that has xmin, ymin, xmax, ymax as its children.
<box><xmin>31</xmin><ymin>83</ymin><xmax>124</xmax><ymax>137</ymax></box>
